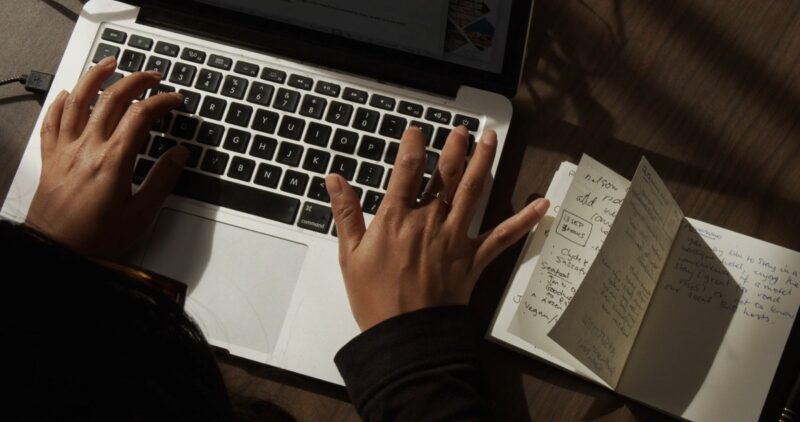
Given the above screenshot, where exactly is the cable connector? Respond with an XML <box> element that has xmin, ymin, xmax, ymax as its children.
<box><xmin>1</xmin><ymin>70</ymin><xmax>55</xmax><ymax>94</ymax></box>
<box><xmin>22</xmin><ymin>71</ymin><xmax>55</xmax><ymax>94</ymax></box>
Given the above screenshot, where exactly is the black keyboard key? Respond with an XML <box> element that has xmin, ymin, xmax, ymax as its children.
<box><xmin>315</xmin><ymin>81</ymin><xmax>340</xmax><ymax>97</ymax></box>
<box><xmin>278</xmin><ymin>116</ymin><xmax>305</xmax><ymax>141</ymax></box>
<box><xmin>247</xmin><ymin>82</ymin><xmax>274</xmax><ymax>106</ymax></box>
<box><xmin>261</xmin><ymin>67</ymin><xmax>286</xmax><ymax>83</ymax></box>
<box><xmin>273</xmin><ymin>88</ymin><xmax>300</xmax><ymax>112</ymax></box>
<box><xmin>300</xmin><ymin>95</ymin><xmax>326</xmax><ymax>119</ymax></box>
<box><xmin>118</xmin><ymin>50</ymin><xmax>145</xmax><ymax>72</ymax></box>
<box><xmin>425</xmin><ymin>151</ymin><xmax>439</xmax><ymax>174</ymax></box>
<box><xmin>101</xmin><ymin>28</ymin><xmax>127</xmax><ymax>44</ymax></box>
<box><xmin>223</xmin><ymin>128</ymin><xmax>251</xmax><ymax>153</ymax></box>
<box><xmin>180</xmin><ymin>143</ymin><xmax>203</xmax><ymax>168</ymax></box>
<box><xmin>200</xmin><ymin>150</ymin><xmax>229</xmax><ymax>174</ymax></box>
<box><xmin>331</xmin><ymin>129</ymin><xmax>358</xmax><ymax>154</ymax></box>
<box><xmin>356</xmin><ymin>162</ymin><xmax>384</xmax><ymax>188</ymax></box>
<box><xmin>370</xmin><ymin>94</ymin><xmax>395</xmax><ymax>111</ymax></box>
<box><xmin>306</xmin><ymin>178</ymin><xmax>330</xmax><ymax>203</ymax></box>
<box><xmin>148</xmin><ymin>84</ymin><xmax>175</xmax><ymax>98</ymax></box>
<box><xmin>453</xmin><ymin>114</ymin><xmax>480</xmax><ymax>131</ymax></box>
<box><xmin>92</xmin><ymin>43</ymin><xmax>120</xmax><ymax>63</ymax></box>
<box><xmin>180</xmin><ymin>48</ymin><xmax>206</xmax><ymax>64</ymax></box>
<box><xmin>145</xmin><ymin>56</ymin><xmax>171</xmax><ymax>75</ymax></box>
<box><xmin>281</xmin><ymin>170</ymin><xmax>309</xmax><ymax>195</ymax></box>
<box><xmin>330</xmin><ymin>155</ymin><xmax>357</xmax><ymax>180</ymax></box>
<box><xmin>325</xmin><ymin>101</ymin><xmax>353</xmax><ymax>126</ymax></box>
<box><xmin>410</xmin><ymin>121</ymin><xmax>434</xmax><ymax>143</ymax></box>
<box><xmin>302</xmin><ymin>148</ymin><xmax>330</xmax><ymax>174</ymax></box>
<box><xmin>288</xmin><ymin>74</ymin><xmax>313</xmax><ymax>90</ymax></box>
<box><xmin>208</xmin><ymin>54</ymin><xmax>232</xmax><ymax>70</ymax></box>
<box><xmin>297</xmin><ymin>202</ymin><xmax>332</xmax><ymax>233</ymax></box>
<box><xmin>227</xmin><ymin>156</ymin><xmax>255</xmax><ymax>182</ymax></box>
<box><xmin>129</xmin><ymin>35</ymin><xmax>153</xmax><ymax>51</ymax></box>
<box><xmin>138</xmin><ymin>134</ymin><xmax>148</xmax><ymax>155</ymax></box>
<box><xmin>196</xmin><ymin>69</ymin><xmax>222</xmax><ymax>93</ymax></box>
<box><xmin>252</xmin><ymin>109</ymin><xmax>279</xmax><ymax>134</ymax></box>
<box><xmin>425</xmin><ymin>107</ymin><xmax>451</xmax><ymax>125</ymax></box>
<box><xmin>363</xmin><ymin>191</ymin><xmax>384</xmax><ymax>215</ymax></box>
<box><xmin>357</xmin><ymin>136</ymin><xmax>385</xmax><ymax>161</ymax></box>
<box><xmin>199</xmin><ymin>96</ymin><xmax>227</xmax><ymax>120</ymax></box>
<box><xmin>169</xmin><ymin>63</ymin><xmax>197</xmax><ymax>86</ymax></box>
<box><xmin>384</xmin><ymin>142</ymin><xmax>399</xmax><ymax>164</ymax></box>
<box><xmin>151</xmin><ymin>112</ymin><xmax>172</xmax><ymax>132</ymax></box>
<box><xmin>250</xmin><ymin>136</ymin><xmax>277</xmax><ymax>160</ymax></box>
<box><xmin>170</xmin><ymin>115</ymin><xmax>199</xmax><ymax>140</ymax></box>
<box><xmin>352</xmin><ymin>108</ymin><xmax>379</xmax><ymax>133</ymax></box>
<box><xmin>304</xmin><ymin>122</ymin><xmax>332</xmax><ymax>147</ymax></box>
<box><xmin>148</xmin><ymin>136</ymin><xmax>177</xmax><ymax>158</ymax></box>
<box><xmin>343</xmin><ymin>87</ymin><xmax>368</xmax><ymax>103</ymax></box>
<box><xmin>225</xmin><ymin>103</ymin><xmax>253</xmax><ymax>127</ymax></box>
<box><xmin>276</xmin><ymin>142</ymin><xmax>303</xmax><ymax>167</ymax></box>
<box><xmin>197</xmin><ymin>122</ymin><xmax>225</xmax><ymax>146</ymax></box>
<box><xmin>254</xmin><ymin>163</ymin><xmax>282</xmax><ymax>188</ymax></box>
<box><xmin>221</xmin><ymin>75</ymin><xmax>248</xmax><ymax>99</ymax></box>
<box><xmin>378</xmin><ymin>114</ymin><xmax>407</xmax><ymax>139</ymax></box>
<box><xmin>133</xmin><ymin>158</ymin><xmax>155</xmax><ymax>185</ymax></box>
<box><xmin>433</xmin><ymin>127</ymin><xmax>450</xmax><ymax>149</ymax></box>
<box><xmin>383</xmin><ymin>169</ymin><xmax>392</xmax><ymax>190</ymax></box>
<box><xmin>100</xmin><ymin>72</ymin><xmax>123</xmax><ymax>90</ymax></box>
<box><xmin>174</xmin><ymin>170</ymin><xmax>299</xmax><ymax>225</ymax></box>
<box><xmin>155</xmin><ymin>41</ymin><xmax>179</xmax><ymax>57</ymax></box>
<box><xmin>178</xmin><ymin>89</ymin><xmax>200</xmax><ymax>114</ymax></box>
<box><xmin>397</xmin><ymin>101</ymin><xmax>423</xmax><ymax>118</ymax></box>
<box><xmin>234</xmin><ymin>61</ymin><xmax>259</xmax><ymax>77</ymax></box>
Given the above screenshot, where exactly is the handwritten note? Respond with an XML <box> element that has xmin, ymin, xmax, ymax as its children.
<box><xmin>547</xmin><ymin>157</ymin><xmax>684</xmax><ymax>387</ymax></box>
<box><xmin>508</xmin><ymin>155</ymin><xmax>630</xmax><ymax>371</ymax></box>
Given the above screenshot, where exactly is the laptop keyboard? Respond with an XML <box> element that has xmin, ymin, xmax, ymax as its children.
<box><xmin>92</xmin><ymin>26</ymin><xmax>482</xmax><ymax>237</ymax></box>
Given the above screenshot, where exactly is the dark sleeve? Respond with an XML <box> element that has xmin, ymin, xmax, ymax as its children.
<box><xmin>335</xmin><ymin>306</ymin><xmax>489</xmax><ymax>422</ymax></box>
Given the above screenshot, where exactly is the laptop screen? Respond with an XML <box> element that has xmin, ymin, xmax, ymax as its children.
<box><xmin>195</xmin><ymin>0</ymin><xmax>514</xmax><ymax>74</ymax></box>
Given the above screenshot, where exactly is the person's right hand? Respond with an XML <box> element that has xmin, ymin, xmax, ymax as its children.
<box><xmin>326</xmin><ymin>126</ymin><xmax>549</xmax><ymax>331</ymax></box>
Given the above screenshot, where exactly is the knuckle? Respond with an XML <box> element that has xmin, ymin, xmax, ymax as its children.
<box><xmin>63</xmin><ymin>94</ymin><xmax>82</xmax><ymax>112</ymax></box>
<box><xmin>126</xmin><ymin>101</ymin><xmax>151</xmax><ymax>117</ymax></box>
<box><xmin>398</xmin><ymin>152</ymin><xmax>424</xmax><ymax>170</ymax></box>
<box><xmin>40</xmin><ymin>121</ymin><xmax>57</xmax><ymax>137</ymax></box>
<box><xmin>492</xmin><ymin>225</ymin><xmax>512</xmax><ymax>244</ymax></box>
<box><xmin>333</xmin><ymin>202</ymin><xmax>357</xmax><ymax>223</ymax></box>
<box><xmin>439</xmin><ymin>163</ymin><xmax>461</xmax><ymax>181</ymax></box>
<box><xmin>460</xmin><ymin>177</ymin><xmax>483</xmax><ymax>195</ymax></box>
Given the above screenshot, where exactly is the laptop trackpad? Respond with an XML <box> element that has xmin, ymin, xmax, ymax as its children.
<box><xmin>141</xmin><ymin>209</ymin><xmax>308</xmax><ymax>357</ymax></box>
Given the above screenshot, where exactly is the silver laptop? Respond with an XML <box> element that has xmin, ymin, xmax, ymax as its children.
<box><xmin>2</xmin><ymin>0</ymin><xmax>533</xmax><ymax>385</ymax></box>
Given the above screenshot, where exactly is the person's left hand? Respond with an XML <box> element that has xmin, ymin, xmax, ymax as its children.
<box><xmin>25</xmin><ymin>56</ymin><xmax>188</xmax><ymax>258</ymax></box>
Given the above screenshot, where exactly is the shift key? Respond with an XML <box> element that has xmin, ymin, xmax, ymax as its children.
<box><xmin>174</xmin><ymin>171</ymin><xmax>300</xmax><ymax>225</ymax></box>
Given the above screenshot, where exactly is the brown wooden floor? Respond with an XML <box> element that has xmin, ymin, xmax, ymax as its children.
<box><xmin>2</xmin><ymin>1</ymin><xmax>799</xmax><ymax>420</ymax></box>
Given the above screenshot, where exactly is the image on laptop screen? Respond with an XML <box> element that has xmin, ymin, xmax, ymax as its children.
<box><xmin>196</xmin><ymin>0</ymin><xmax>514</xmax><ymax>73</ymax></box>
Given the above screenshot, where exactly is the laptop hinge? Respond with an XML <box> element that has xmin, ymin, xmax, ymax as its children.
<box><xmin>136</xmin><ymin>5</ymin><xmax>461</xmax><ymax>98</ymax></box>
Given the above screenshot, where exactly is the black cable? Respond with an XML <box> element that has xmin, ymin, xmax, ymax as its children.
<box><xmin>0</xmin><ymin>71</ymin><xmax>54</xmax><ymax>94</ymax></box>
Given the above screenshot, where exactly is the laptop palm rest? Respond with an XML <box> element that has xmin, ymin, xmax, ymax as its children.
<box><xmin>141</xmin><ymin>209</ymin><xmax>308</xmax><ymax>357</ymax></box>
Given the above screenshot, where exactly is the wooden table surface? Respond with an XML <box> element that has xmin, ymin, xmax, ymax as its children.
<box><xmin>2</xmin><ymin>1</ymin><xmax>799</xmax><ymax>421</ymax></box>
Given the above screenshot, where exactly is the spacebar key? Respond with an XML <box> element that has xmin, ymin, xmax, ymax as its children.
<box><xmin>174</xmin><ymin>171</ymin><xmax>300</xmax><ymax>225</ymax></box>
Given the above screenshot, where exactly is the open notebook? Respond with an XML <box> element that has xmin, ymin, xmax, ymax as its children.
<box><xmin>490</xmin><ymin>155</ymin><xmax>800</xmax><ymax>422</ymax></box>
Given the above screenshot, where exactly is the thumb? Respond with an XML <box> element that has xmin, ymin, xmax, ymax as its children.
<box><xmin>326</xmin><ymin>173</ymin><xmax>366</xmax><ymax>256</ymax></box>
<box><xmin>133</xmin><ymin>145</ymin><xmax>189</xmax><ymax>220</ymax></box>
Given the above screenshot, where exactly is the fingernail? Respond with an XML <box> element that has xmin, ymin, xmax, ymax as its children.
<box><xmin>169</xmin><ymin>145</ymin><xmax>190</xmax><ymax>167</ymax></box>
<box><xmin>98</xmin><ymin>56</ymin><xmax>116</xmax><ymax>67</ymax></box>
<box><xmin>406</xmin><ymin>126</ymin><xmax>422</xmax><ymax>134</ymax></box>
<box><xmin>326</xmin><ymin>174</ymin><xmax>342</xmax><ymax>196</ymax></box>
<box><xmin>482</xmin><ymin>130</ymin><xmax>497</xmax><ymax>147</ymax></box>
<box><xmin>532</xmin><ymin>198</ymin><xmax>550</xmax><ymax>214</ymax></box>
<box><xmin>57</xmin><ymin>90</ymin><xmax>68</xmax><ymax>100</ymax></box>
<box><xmin>146</xmin><ymin>70</ymin><xmax>162</xmax><ymax>79</ymax></box>
<box><xmin>173</xmin><ymin>91</ymin><xmax>185</xmax><ymax>100</ymax></box>
<box><xmin>454</xmin><ymin>125</ymin><xmax>468</xmax><ymax>136</ymax></box>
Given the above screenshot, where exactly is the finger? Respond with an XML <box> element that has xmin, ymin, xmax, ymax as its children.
<box><xmin>88</xmin><ymin>70</ymin><xmax>163</xmax><ymax>138</ymax></box>
<box><xmin>326</xmin><ymin>173</ymin><xmax>366</xmax><ymax>256</ymax></box>
<box><xmin>474</xmin><ymin>198</ymin><xmax>550</xmax><ymax>270</ymax></box>
<box><xmin>449</xmin><ymin>130</ymin><xmax>497</xmax><ymax>229</ymax></box>
<box><xmin>60</xmin><ymin>56</ymin><xmax>117</xmax><ymax>139</ymax></box>
<box><xmin>111</xmin><ymin>92</ymin><xmax>184</xmax><ymax>170</ymax></box>
<box><xmin>132</xmin><ymin>145</ymin><xmax>189</xmax><ymax>221</ymax></box>
<box><xmin>40</xmin><ymin>90</ymin><xmax>69</xmax><ymax>160</ymax></box>
<box><xmin>423</xmin><ymin>125</ymin><xmax>468</xmax><ymax>204</ymax></box>
<box><xmin>384</xmin><ymin>127</ymin><xmax>426</xmax><ymax>207</ymax></box>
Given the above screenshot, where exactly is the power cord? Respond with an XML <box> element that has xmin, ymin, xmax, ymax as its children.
<box><xmin>1</xmin><ymin>71</ymin><xmax>55</xmax><ymax>94</ymax></box>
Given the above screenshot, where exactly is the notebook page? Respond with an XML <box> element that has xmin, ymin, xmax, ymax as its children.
<box><xmin>618</xmin><ymin>218</ymin><xmax>800</xmax><ymax>422</ymax></box>
<box><xmin>508</xmin><ymin>155</ymin><xmax>630</xmax><ymax>383</ymax></box>
<box><xmin>548</xmin><ymin>157</ymin><xmax>684</xmax><ymax>387</ymax></box>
